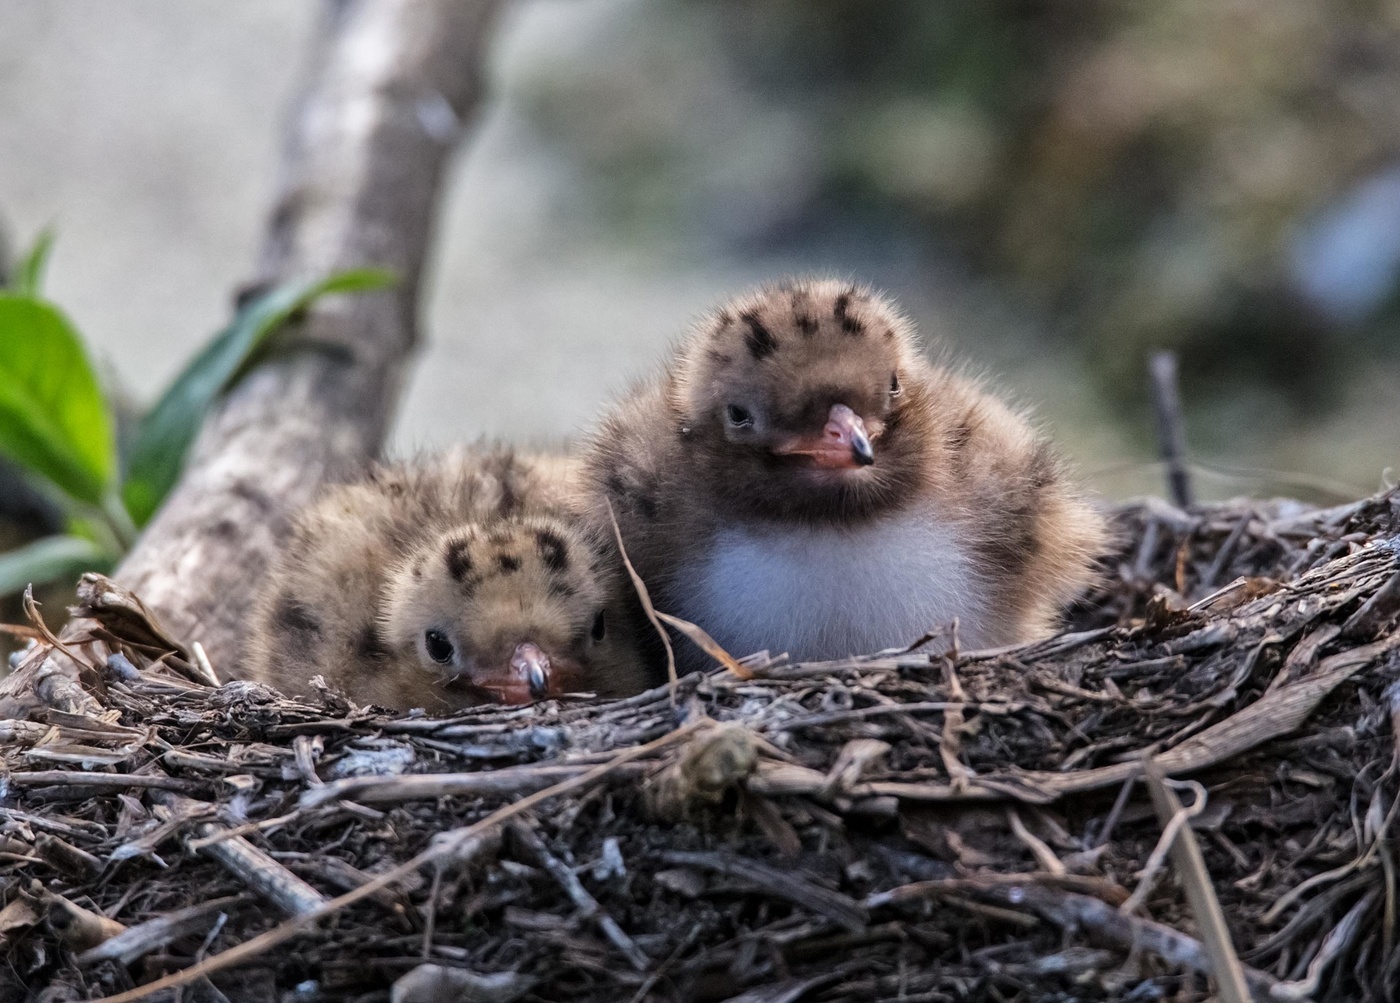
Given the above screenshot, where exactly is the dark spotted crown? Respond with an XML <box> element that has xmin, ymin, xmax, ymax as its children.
<box><xmin>679</xmin><ymin>278</ymin><xmax>919</xmax><ymax>436</ymax></box>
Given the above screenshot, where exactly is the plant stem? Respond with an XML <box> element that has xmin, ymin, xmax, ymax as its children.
<box><xmin>100</xmin><ymin>493</ymin><xmax>139</xmax><ymax>552</ymax></box>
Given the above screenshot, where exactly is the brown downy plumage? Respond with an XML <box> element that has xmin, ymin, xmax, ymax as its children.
<box><xmin>582</xmin><ymin>278</ymin><xmax>1108</xmax><ymax>668</ymax></box>
<box><xmin>245</xmin><ymin>447</ymin><xmax>652</xmax><ymax>710</ymax></box>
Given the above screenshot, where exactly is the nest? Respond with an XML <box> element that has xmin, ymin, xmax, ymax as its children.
<box><xmin>3</xmin><ymin>490</ymin><xmax>1400</xmax><ymax>1002</ymax></box>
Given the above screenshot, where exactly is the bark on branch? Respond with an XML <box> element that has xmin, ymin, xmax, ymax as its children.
<box><xmin>118</xmin><ymin>0</ymin><xmax>501</xmax><ymax>667</ymax></box>
<box><xmin>0</xmin><ymin>0</ymin><xmax>502</xmax><ymax>711</ymax></box>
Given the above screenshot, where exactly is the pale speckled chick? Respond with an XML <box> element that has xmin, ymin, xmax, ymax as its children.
<box><xmin>245</xmin><ymin>447</ymin><xmax>652</xmax><ymax>710</ymax></box>
<box><xmin>583</xmin><ymin>278</ymin><xmax>1108</xmax><ymax>668</ymax></box>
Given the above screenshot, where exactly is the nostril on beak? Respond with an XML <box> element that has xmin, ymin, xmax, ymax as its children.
<box><xmin>826</xmin><ymin>403</ymin><xmax>876</xmax><ymax>466</ymax></box>
<box><xmin>511</xmin><ymin>642</ymin><xmax>552</xmax><ymax>699</ymax></box>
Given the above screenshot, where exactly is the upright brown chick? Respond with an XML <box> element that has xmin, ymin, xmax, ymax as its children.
<box><xmin>583</xmin><ymin>278</ymin><xmax>1107</xmax><ymax>667</ymax></box>
<box><xmin>245</xmin><ymin>448</ymin><xmax>651</xmax><ymax>710</ymax></box>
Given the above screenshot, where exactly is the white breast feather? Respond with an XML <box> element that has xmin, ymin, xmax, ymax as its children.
<box><xmin>674</xmin><ymin>509</ymin><xmax>987</xmax><ymax>663</ymax></box>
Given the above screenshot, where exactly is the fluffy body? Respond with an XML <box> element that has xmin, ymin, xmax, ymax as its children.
<box><xmin>245</xmin><ymin>446</ymin><xmax>652</xmax><ymax>710</ymax></box>
<box><xmin>582</xmin><ymin>278</ymin><xmax>1108</xmax><ymax>667</ymax></box>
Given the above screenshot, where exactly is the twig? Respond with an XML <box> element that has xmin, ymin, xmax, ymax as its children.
<box><xmin>508</xmin><ymin>820</ymin><xmax>650</xmax><ymax>971</ymax></box>
<box><xmin>977</xmin><ymin>883</ymin><xmax>1283</xmax><ymax>998</ymax></box>
<box><xmin>607</xmin><ymin>499</ymin><xmax>678</xmax><ymax>705</ymax></box>
<box><xmin>1142</xmin><ymin>756</ymin><xmax>1251</xmax><ymax>1003</ymax></box>
<box><xmin>154</xmin><ymin>793</ymin><xmax>328</xmax><ymax>919</ymax></box>
<box><xmin>1006</xmin><ymin>809</ymin><xmax>1065</xmax><ymax>876</ymax></box>
<box><xmin>1094</xmin><ymin>776</ymin><xmax>1137</xmax><ymax>848</ymax></box>
<box><xmin>626</xmin><ymin>921</ymin><xmax>702</xmax><ymax>1003</ymax></box>
<box><xmin>5</xmin><ymin>771</ymin><xmax>206</xmax><ymax>794</ymax></box>
<box><xmin>1149</xmin><ymin>350</ymin><xmax>1194</xmax><ymax>508</ymax></box>
<box><xmin>41</xmin><ymin>890</ymin><xmax>129</xmax><ymax>952</ymax></box>
<box><xmin>939</xmin><ymin>647</ymin><xmax>975</xmax><ymax>789</ymax></box>
<box><xmin>88</xmin><ymin>721</ymin><xmax>700</xmax><ymax>1003</ymax></box>
<box><xmin>1200</xmin><ymin>509</ymin><xmax>1253</xmax><ymax>591</ymax></box>
<box><xmin>189</xmin><ymin>642</ymin><xmax>219</xmax><ymax>687</ymax></box>
<box><xmin>77</xmin><ymin>897</ymin><xmax>247</xmax><ymax>967</ymax></box>
<box><xmin>658</xmin><ymin>850</ymin><xmax>868</xmax><ymax>933</ymax></box>
<box><xmin>654</xmin><ymin>610</ymin><xmax>753</xmax><ymax>680</ymax></box>
<box><xmin>1121</xmin><ymin>777</ymin><xmax>1206</xmax><ymax>916</ymax></box>
<box><xmin>299</xmin><ymin>762</ymin><xmax>648</xmax><ymax>809</ymax></box>
<box><xmin>1272</xmin><ymin>888</ymin><xmax>1379</xmax><ymax>1001</ymax></box>
<box><xmin>186</xmin><ymin>812</ymin><xmax>300</xmax><ymax>851</ymax></box>
<box><xmin>1342</xmin><ymin>570</ymin><xmax>1400</xmax><ymax>640</ymax></box>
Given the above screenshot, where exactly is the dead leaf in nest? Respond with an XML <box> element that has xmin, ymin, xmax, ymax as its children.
<box><xmin>655</xmin><ymin>610</ymin><xmax>754</xmax><ymax>680</ymax></box>
<box><xmin>1142</xmin><ymin>587</ymin><xmax>1192</xmax><ymax>633</ymax></box>
<box><xmin>391</xmin><ymin>964</ymin><xmax>535</xmax><ymax>1003</ymax></box>
<box><xmin>0</xmin><ymin>896</ymin><xmax>41</xmax><ymax>939</ymax></box>
<box><xmin>654</xmin><ymin>867</ymin><xmax>707</xmax><ymax>898</ymax></box>
<box><xmin>645</xmin><ymin>722</ymin><xmax>759</xmax><ymax>821</ymax></box>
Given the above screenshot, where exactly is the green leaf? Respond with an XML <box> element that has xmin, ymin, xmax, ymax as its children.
<box><xmin>0</xmin><ymin>295</ymin><xmax>116</xmax><ymax>506</ymax></box>
<box><xmin>12</xmin><ymin>230</ymin><xmax>55</xmax><ymax>295</ymax></box>
<box><xmin>121</xmin><ymin>268</ymin><xmax>394</xmax><ymax>526</ymax></box>
<box><xmin>0</xmin><ymin>534</ymin><xmax>115</xmax><ymax>596</ymax></box>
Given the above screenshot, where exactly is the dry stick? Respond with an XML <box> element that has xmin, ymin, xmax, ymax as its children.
<box><xmin>607</xmin><ymin>500</ymin><xmax>678</xmax><ymax>705</ymax></box>
<box><xmin>186</xmin><ymin>811</ymin><xmax>300</xmax><ymax>851</ymax></box>
<box><xmin>4</xmin><ymin>772</ymin><xmax>205</xmax><ymax>794</ymax></box>
<box><xmin>961</xmin><ymin>883</ymin><xmax>1286</xmax><ymax>999</ymax></box>
<box><xmin>107</xmin><ymin>0</ymin><xmax>504</xmax><ymax>662</ymax></box>
<box><xmin>1141</xmin><ymin>756</ymin><xmax>1251</xmax><ymax>1003</ymax></box>
<box><xmin>864</xmin><ymin>635</ymin><xmax>1397</xmax><ymax>804</ymax></box>
<box><xmin>508</xmin><ymin>820</ymin><xmax>650</xmax><ymax>971</ymax></box>
<box><xmin>298</xmin><ymin>763</ymin><xmax>645</xmax><ymax>809</ymax></box>
<box><xmin>1121</xmin><ymin>777</ymin><xmax>1207</xmax><ymax>916</ymax></box>
<box><xmin>1005</xmin><ymin>809</ymin><xmax>1065</xmax><ymax>876</ymax></box>
<box><xmin>189</xmin><ymin>642</ymin><xmax>219</xmax><ymax>688</ymax></box>
<box><xmin>625</xmin><ymin>921</ymin><xmax>703</xmax><ymax>1003</ymax></box>
<box><xmin>89</xmin><ymin>722</ymin><xmax>700</xmax><ymax>1003</ymax></box>
<box><xmin>153</xmin><ymin>792</ymin><xmax>327</xmax><ymax>919</ymax></box>
<box><xmin>1273</xmin><ymin>888</ymin><xmax>1380</xmax><ymax>1001</ymax></box>
<box><xmin>1149</xmin><ymin>350</ymin><xmax>1194</xmax><ymax>509</ymax></box>
<box><xmin>76</xmin><ymin>897</ymin><xmax>247</xmax><ymax>967</ymax></box>
<box><xmin>1261</xmin><ymin>769</ymin><xmax>1400</xmax><ymax>925</ymax></box>
<box><xmin>1200</xmin><ymin>508</ymin><xmax>1254</xmax><ymax>592</ymax></box>
<box><xmin>0</xmin><ymin>0</ymin><xmax>506</xmax><ymax>714</ymax></box>
<box><xmin>654</xmin><ymin>610</ymin><xmax>753</xmax><ymax>680</ymax></box>
<box><xmin>658</xmin><ymin>850</ymin><xmax>868</xmax><ymax>933</ymax></box>
<box><xmin>1342</xmin><ymin>570</ymin><xmax>1400</xmax><ymax>640</ymax></box>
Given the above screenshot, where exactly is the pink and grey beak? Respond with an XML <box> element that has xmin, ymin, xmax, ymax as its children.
<box><xmin>773</xmin><ymin>403</ymin><xmax>876</xmax><ymax>470</ymax></box>
<box><xmin>510</xmin><ymin>641</ymin><xmax>552</xmax><ymax>700</ymax></box>
<box><xmin>464</xmin><ymin>641</ymin><xmax>584</xmax><ymax>705</ymax></box>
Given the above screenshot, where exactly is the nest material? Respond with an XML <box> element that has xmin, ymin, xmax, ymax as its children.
<box><xmin>3</xmin><ymin>492</ymin><xmax>1400</xmax><ymax>1002</ymax></box>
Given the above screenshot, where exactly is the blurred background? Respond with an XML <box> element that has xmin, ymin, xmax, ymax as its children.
<box><xmin>2</xmin><ymin>0</ymin><xmax>1398</xmax><ymax>516</ymax></box>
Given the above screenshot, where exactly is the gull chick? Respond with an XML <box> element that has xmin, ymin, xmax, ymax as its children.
<box><xmin>246</xmin><ymin>448</ymin><xmax>650</xmax><ymax>710</ymax></box>
<box><xmin>583</xmin><ymin>278</ymin><xmax>1107</xmax><ymax>666</ymax></box>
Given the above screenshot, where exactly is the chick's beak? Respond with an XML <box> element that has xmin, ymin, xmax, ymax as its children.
<box><xmin>510</xmin><ymin>642</ymin><xmax>552</xmax><ymax>700</ymax></box>
<box><xmin>772</xmin><ymin>403</ymin><xmax>876</xmax><ymax>469</ymax></box>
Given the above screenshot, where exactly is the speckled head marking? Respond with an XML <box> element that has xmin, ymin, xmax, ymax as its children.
<box><xmin>380</xmin><ymin>515</ymin><xmax>615</xmax><ymax>704</ymax></box>
<box><xmin>673</xmin><ymin>277</ymin><xmax>934</xmax><ymax>524</ymax></box>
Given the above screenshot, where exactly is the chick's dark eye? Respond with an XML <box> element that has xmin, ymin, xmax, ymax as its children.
<box><xmin>725</xmin><ymin>404</ymin><xmax>753</xmax><ymax>428</ymax></box>
<box><xmin>889</xmin><ymin>373</ymin><xmax>901</xmax><ymax>396</ymax></box>
<box><xmin>424</xmin><ymin>629</ymin><xmax>454</xmax><ymax>665</ymax></box>
<box><xmin>590</xmin><ymin>610</ymin><xmax>607</xmax><ymax>642</ymax></box>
